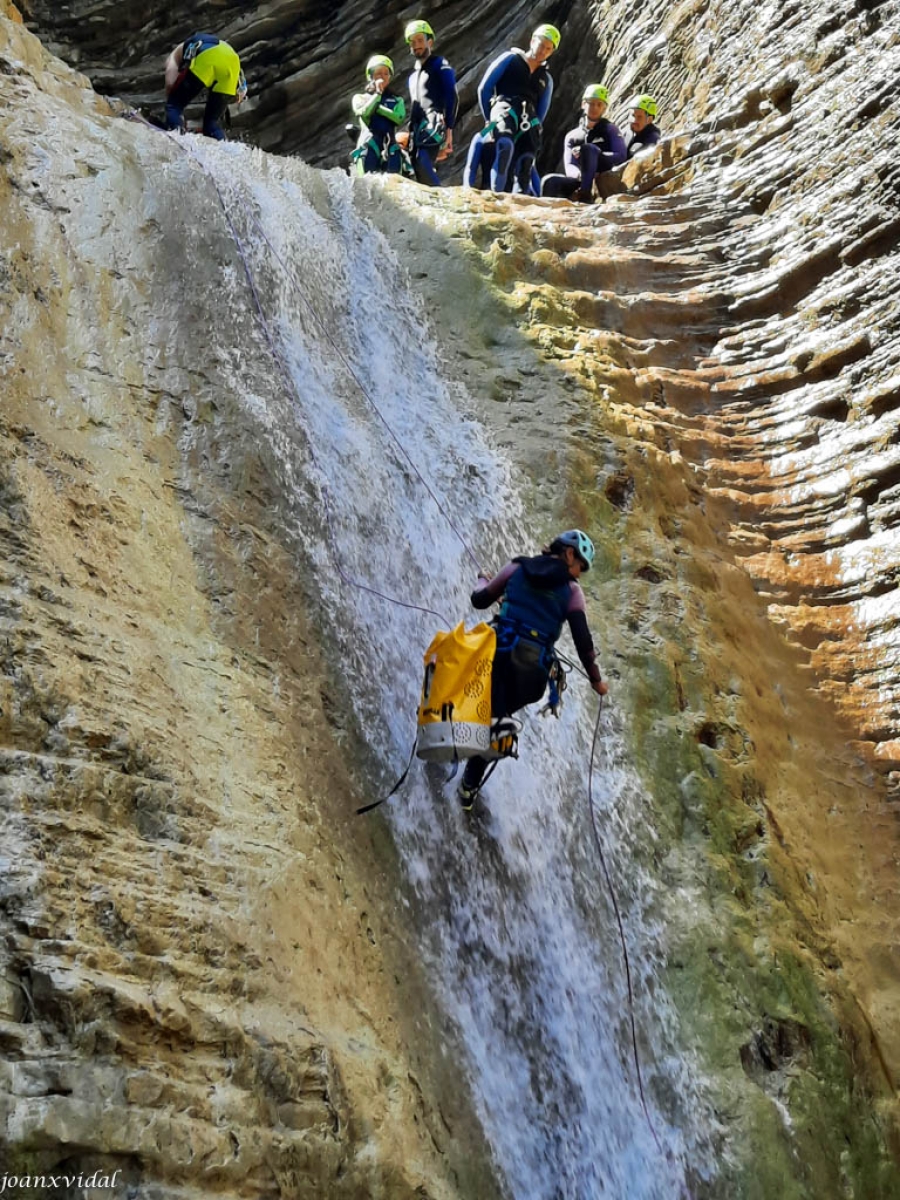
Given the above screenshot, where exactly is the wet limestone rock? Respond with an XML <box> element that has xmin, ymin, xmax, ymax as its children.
<box><xmin>0</xmin><ymin>10</ymin><xmax>498</xmax><ymax>1198</ymax></box>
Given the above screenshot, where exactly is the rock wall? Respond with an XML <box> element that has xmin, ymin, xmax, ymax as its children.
<box><xmin>4</xmin><ymin>0</ymin><xmax>900</xmax><ymax>1195</ymax></box>
<box><xmin>0</xmin><ymin>9</ymin><xmax>498</xmax><ymax>1197</ymax></box>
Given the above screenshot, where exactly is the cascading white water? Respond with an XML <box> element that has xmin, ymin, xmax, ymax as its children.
<box><xmin>187</xmin><ymin>138</ymin><xmax>717</xmax><ymax>1200</ymax></box>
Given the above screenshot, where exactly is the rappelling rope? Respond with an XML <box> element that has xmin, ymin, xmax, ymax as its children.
<box><xmin>587</xmin><ymin>696</ymin><xmax>663</xmax><ymax>1154</ymax></box>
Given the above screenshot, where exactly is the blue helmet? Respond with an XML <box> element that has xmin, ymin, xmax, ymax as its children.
<box><xmin>556</xmin><ymin>529</ymin><xmax>595</xmax><ymax>570</ymax></box>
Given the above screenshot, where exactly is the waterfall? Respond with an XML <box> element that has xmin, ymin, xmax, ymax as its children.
<box><xmin>166</xmin><ymin>137</ymin><xmax>715</xmax><ymax>1199</ymax></box>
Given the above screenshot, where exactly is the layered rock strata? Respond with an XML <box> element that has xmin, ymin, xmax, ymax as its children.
<box><xmin>4</xmin><ymin>0</ymin><xmax>900</xmax><ymax>1194</ymax></box>
<box><xmin>0</xmin><ymin>10</ymin><xmax>497</xmax><ymax>1198</ymax></box>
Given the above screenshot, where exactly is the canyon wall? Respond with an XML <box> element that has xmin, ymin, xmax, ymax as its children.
<box><xmin>3</xmin><ymin>0</ymin><xmax>900</xmax><ymax>1197</ymax></box>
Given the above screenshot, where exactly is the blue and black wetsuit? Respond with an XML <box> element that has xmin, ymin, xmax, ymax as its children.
<box><xmin>627</xmin><ymin>123</ymin><xmax>661</xmax><ymax>157</ymax></box>
<box><xmin>469</xmin><ymin>49</ymin><xmax>554</xmax><ymax>193</ymax></box>
<box><xmin>408</xmin><ymin>53</ymin><xmax>459</xmax><ymax>186</ymax></box>
<box><xmin>542</xmin><ymin>114</ymin><xmax>627</xmax><ymax>199</ymax></box>
<box><xmin>460</xmin><ymin>554</ymin><xmax>602</xmax><ymax>791</ymax></box>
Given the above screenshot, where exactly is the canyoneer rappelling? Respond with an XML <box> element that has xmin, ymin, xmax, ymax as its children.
<box><xmin>416</xmin><ymin>530</ymin><xmax>608</xmax><ymax>810</ymax></box>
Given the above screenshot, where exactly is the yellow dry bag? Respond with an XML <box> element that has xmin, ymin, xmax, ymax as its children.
<box><xmin>416</xmin><ymin>622</ymin><xmax>495</xmax><ymax>762</ymax></box>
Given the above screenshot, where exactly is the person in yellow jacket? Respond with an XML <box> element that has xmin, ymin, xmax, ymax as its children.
<box><xmin>164</xmin><ymin>32</ymin><xmax>247</xmax><ymax>140</ymax></box>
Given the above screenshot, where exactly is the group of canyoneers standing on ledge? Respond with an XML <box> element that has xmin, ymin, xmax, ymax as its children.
<box><xmin>351</xmin><ymin>19</ymin><xmax>659</xmax><ymax>200</ymax></box>
<box><xmin>160</xmin><ymin>22</ymin><xmax>660</xmax><ymax>204</ymax></box>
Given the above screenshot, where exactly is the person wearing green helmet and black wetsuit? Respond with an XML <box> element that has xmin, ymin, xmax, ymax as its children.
<box><xmin>541</xmin><ymin>84</ymin><xmax>627</xmax><ymax>201</ymax></box>
<box><xmin>404</xmin><ymin>19</ymin><xmax>459</xmax><ymax>186</ymax></box>
<box><xmin>627</xmin><ymin>94</ymin><xmax>661</xmax><ymax>157</ymax></box>
<box><xmin>458</xmin><ymin>529</ymin><xmax>608</xmax><ymax>808</ymax></box>
<box><xmin>466</xmin><ymin>23</ymin><xmax>561</xmax><ymax>194</ymax></box>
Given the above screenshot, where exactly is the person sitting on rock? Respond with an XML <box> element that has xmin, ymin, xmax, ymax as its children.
<box><xmin>164</xmin><ymin>32</ymin><xmax>247</xmax><ymax>141</ymax></box>
<box><xmin>404</xmin><ymin>19</ymin><xmax>459</xmax><ymax>187</ymax></box>
<box><xmin>351</xmin><ymin>55</ymin><xmax>407</xmax><ymax>175</ymax></box>
<box><xmin>541</xmin><ymin>84</ymin><xmax>627</xmax><ymax>201</ymax></box>
<box><xmin>457</xmin><ymin>530</ymin><xmax>608</xmax><ymax>809</ymax></box>
<box><xmin>467</xmin><ymin>23</ymin><xmax>561</xmax><ymax>194</ymax></box>
<box><xmin>627</xmin><ymin>94</ymin><xmax>661</xmax><ymax>157</ymax></box>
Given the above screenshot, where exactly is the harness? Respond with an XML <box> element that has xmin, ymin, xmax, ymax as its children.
<box><xmin>411</xmin><ymin>112</ymin><xmax>446</xmax><ymax>152</ymax></box>
<box><xmin>480</xmin><ymin>99</ymin><xmax>541</xmax><ymax>142</ymax></box>
<box><xmin>183</xmin><ymin>35</ymin><xmax>216</xmax><ymax>65</ymax></box>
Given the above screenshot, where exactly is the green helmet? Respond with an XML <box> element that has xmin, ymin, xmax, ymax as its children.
<box><xmin>582</xmin><ymin>84</ymin><xmax>609</xmax><ymax>103</ymax></box>
<box><xmin>532</xmin><ymin>23</ymin><xmax>561</xmax><ymax>50</ymax></box>
<box><xmin>366</xmin><ymin>54</ymin><xmax>394</xmax><ymax>78</ymax></box>
<box><xmin>405</xmin><ymin>19</ymin><xmax>435</xmax><ymax>42</ymax></box>
<box><xmin>556</xmin><ymin>529</ymin><xmax>595</xmax><ymax>570</ymax></box>
<box><xmin>635</xmin><ymin>93</ymin><xmax>658</xmax><ymax>118</ymax></box>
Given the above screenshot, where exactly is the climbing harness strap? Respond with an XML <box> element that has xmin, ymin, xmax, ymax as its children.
<box><xmin>411</xmin><ymin>114</ymin><xmax>446</xmax><ymax>152</ymax></box>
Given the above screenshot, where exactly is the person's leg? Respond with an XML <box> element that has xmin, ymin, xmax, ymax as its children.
<box><xmin>541</xmin><ymin>173</ymin><xmax>580</xmax><ymax>198</ymax></box>
<box><xmin>413</xmin><ymin>145</ymin><xmax>442</xmax><ymax>186</ymax></box>
<box><xmin>490</xmin><ymin>136</ymin><xmax>515</xmax><ymax>192</ymax></box>
<box><xmin>165</xmin><ymin>69</ymin><xmax>204</xmax><ymax>131</ymax></box>
<box><xmin>579</xmin><ymin>142</ymin><xmax>601</xmax><ymax>195</ymax></box>
<box><xmin>385</xmin><ymin>141</ymin><xmax>403</xmax><ymax>174</ymax></box>
<box><xmin>464</xmin><ymin>133</ymin><xmax>485</xmax><ymax>186</ymax></box>
<box><xmin>512</xmin><ymin>152</ymin><xmax>536</xmax><ymax>194</ymax></box>
<box><xmin>354</xmin><ymin>140</ymin><xmax>382</xmax><ymax>174</ymax></box>
<box><xmin>202</xmin><ymin>91</ymin><xmax>233</xmax><ymax>140</ymax></box>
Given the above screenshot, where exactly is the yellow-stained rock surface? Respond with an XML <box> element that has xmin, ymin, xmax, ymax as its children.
<box><xmin>4</xmin><ymin>0</ymin><xmax>900</xmax><ymax>1197</ymax></box>
<box><xmin>0</xmin><ymin>9</ymin><xmax>496</xmax><ymax>1198</ymax></box>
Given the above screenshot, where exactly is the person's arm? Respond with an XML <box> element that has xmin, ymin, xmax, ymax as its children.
<box><xmin>566</xmin><ymin>586</ymin><xmax>607</xmax><ymax>693</ymax></box>
<box><xmin>535</xmin><ymin>73</ymin><xmax>554</xmax><ymax>124</ymax></box>
<box><xmin>604</xmin><ymin>122</ymin><xmax>628</xmax><ymax>167</ymax></box>
<box><xmin>442</xmin><ymin>62</ymin><xmax>459</xmax><ymax>130</ymax></box>
<box><xmin>470</xmin><ymin>561</ymin><xmax>518</xmax><ymax>608</ymax></box>
<box><xmin>478</xmin><ymin>52</ymin><xmax>514</xmax><ymax>119</ymax></box>
<box><xmin>380</xmin><ymin>95</ymin><xmax>407</xmax><ymax>125</ymax></box>
<box><xmin>164</xmin><ymin>44</ymin><xmax>184</xmax><ymax>93</ymax></box>
<box><xmin>352</xmin><ymin>91</ymin><xmax>381</xmax><ymax>122</ymax></box>
<box><xmin>563</xmin><ymin>128</ymin><xmax>582</xmax><ymax>176</ymax></box>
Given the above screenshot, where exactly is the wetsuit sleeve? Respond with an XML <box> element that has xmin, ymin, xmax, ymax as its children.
<box><xmin>352</xmin><ymin>91</ymin><xmax>381</xmax><ymax>121</ymax></box>
<box><xmin>442</xmin><ymin>63</ymin><xmax>460</xmax><ymax>128</ymax></box>
<box><xmin>379</xmin><ymin>95</ymin><xmax>406</xmax><ymax>124</ymax></box>
<box><xmin>470</xmin><ymin>561</ymin><xmax>518</xmax><ymax>608</ymax></box>
<box><xmin>478</xmin><ymin>52</ymin><xmax>515</xmax><ymax>119</ymax></box>
<box><xmin>605</xmin><ymin>121</ymin><xmax>628</xmax><ymax>166</ymax></box>
<box><xmin>566</xmin><ymin>585</ymin><xmax>602</xmax><ymax>683</ymax></box>
<box><xmin>563</xmin><ymin>128</ymin><xmax>582</xmax><ymax>174</ymax></box>
<box><xmin>535</xmin><ymin>74</ymin><xmax>553</xmax><ymax>124</ymax></box>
